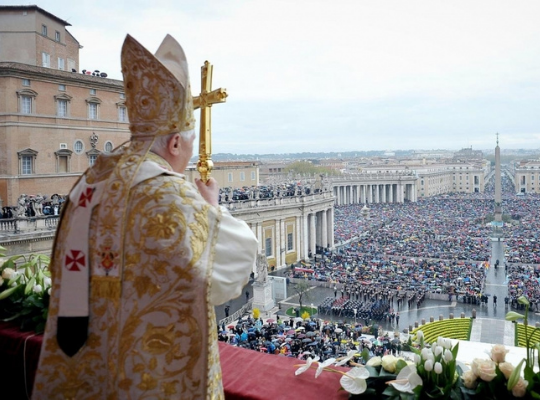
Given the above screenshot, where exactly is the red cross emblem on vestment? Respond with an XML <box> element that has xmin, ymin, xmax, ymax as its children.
<box><xmin>65</xmin><ymin>250</ymin><xmax>86</xmax><ymax>271</ymax></box>
<box><xmin>78</xmin><ymin>187</ymin><xmax>94</xmax><ymax>208</ymax></box>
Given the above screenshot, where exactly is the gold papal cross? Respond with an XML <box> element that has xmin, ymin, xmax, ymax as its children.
<box><xmin>193</xmin><ymin>61</ymin><xmax>228</xmax><ymax>183</ymax></box>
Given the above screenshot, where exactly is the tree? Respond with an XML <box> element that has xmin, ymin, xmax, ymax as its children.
<box><xmin>293</xmin><ymin>280</ymin><xmax>312</xmax><ymax>311</ymax></box>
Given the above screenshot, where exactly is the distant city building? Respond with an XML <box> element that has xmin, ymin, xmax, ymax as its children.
<box><xmin>185</xmin><ymin>161</ymin><xmax>260</xmax><ymax>188</ymax></box>
<box><xmin>514</xmin><ymin>159</ymin><xmax>540</xmax><ymax>194</ymax></box>
<box><xmin>0</xmin><ymin>5</ymin><xmax>130</xmax><ymax>206</ymax></box>
<box><xmin>453</xmin><ymin>147</ymin><xmax>484</xmax><ymax>161</ymax></box>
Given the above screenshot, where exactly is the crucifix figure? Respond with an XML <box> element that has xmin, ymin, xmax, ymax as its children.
<box><xmin>193</xmin><ymin>61</ymin><xmax>228</xmax><ymax>183</ymax></box>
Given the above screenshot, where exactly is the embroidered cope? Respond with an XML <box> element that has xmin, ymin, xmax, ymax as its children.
<box><xmin>32</xmin><ymin>151</ymin><xmax>257</xmax><ymax>399</ymax></box>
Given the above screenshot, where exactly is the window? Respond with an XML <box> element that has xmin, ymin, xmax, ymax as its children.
<box><xmin>58</xmin><ymin>57</ymin><xmax>65</xmax><ymax>70</ymax></box>
<box><xmin>90</xmin><ymin>89</ymin><xmax>96</xmax><ymax>95</ymax></box>
<box><xmin>22</xmin><ymin>79</ymin><xmax>30</xmax><ymax>86</ymax></box>
<box><xmin>42</xmin><ymin>25</ymin><xmax>47</xmax><ymax>36</ymax></box>
<box><xmin>251</xmin><ymin>171</ymin><xmax>256</xmax><ymax>180</ymax></box>
<box><xmin>89</xmin><ymin>154</ymin><xmax>98</xmax><ymax>166</ymax></box>
<box><xmin>88</xmin><ymin>102</ymin><xmax>98</xmax><ymax>119</ymax></box>
<box><xmin>118</xmin><ymin>106</ymin><xmax>127</xmax><ymax>122</ymax></box>
<box><xmin>119</xmin><ymin>93</ymin><xmax>125</xmax><ymax>99</ymax></box>
<box><xmin>265</xmin><ymin>237</ymin><xmax>272</xmax><ymax>257</ymax></box>
<box><xmin>240</xmin><ymin>172</ymin><xmax>245</xmax><ymax>181</ymax></box>
<box><xmin>57</xmin><ymin>99</ymin><xmax>68</xmax><ymax>117</ymax></box>
<box><xmin>87</xmin><ymin>149</ymin><xmax>101</xmax><ymax>167</ymax></box>
<box><xmin>22</xmin><ymin>156</ymin><xmax>33</xmax><ymax>174</ymax></box>
<box><xmin>55</xmin><ymin>31</ymin><xmax>60</xmax><ymax>42</ymax></box>
<box><xmin>104</xmin><ymin>141</ymin><xmax>113</xmax><ymax>153</ymax></box>
<box><xmin>228</xmin><ymin>173</ymin><xmax>233</xmax><ymax>182</ymax></box>
<box><xmin>42</xmin><ymin>52</ymin><xmax>50</xmax><ymax>68</ymax></box>
<box><xmin>287</xmin><ymin>233</ymin><xmax>294</xmax><ymax>251</ymax></box>
<box><xmin>21</xmin><ymin>96</ymin><xmax>32</xmax><ymax>114</ymax></box>
<box><xmin>59</xmin><ymin>84</ymin><xmax>66</xmax><ymax>91</ymax></box>
<box><xmin>60</xmin><ymin>143</ymin><xmax>67</xmax><ymax>149</ymax></box>
<box><xmin>86</xmin><ymin>97</ymin><xmax>101</xmax><ymax>119</ymax></box>
<box><xmin>54</xmin><ymin>93</ymin><xmax>72</xmax><ymax>118</ymax></box>
<box><xmin>17</xmin><ymin>89</ymin><xmax>37</xmax><ymax>114</ymax></box>
<box><xmin>18</xmin><ymin>148</ymin><xmax>38</xmax><ymax>175</ymax></box>
<box><xmin>67</xmin><ymin>58</ymin><xmax>75</xmax><ymax>72</ymax></box>
<box><xmin>55</xmin><ymin>149</ymin><xmax>72</xmax><ymax>173</ymax></box>
<box><xmin>74</xmin><ymin>140</ymin><xmax>84</xmax><ymax>154</ymax></box>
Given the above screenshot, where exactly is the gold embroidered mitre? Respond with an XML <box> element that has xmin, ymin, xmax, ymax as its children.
<box><xmin>121</xmin><ymin>34</ymin><xmax>195</xmax><ymax>139</ymax></box>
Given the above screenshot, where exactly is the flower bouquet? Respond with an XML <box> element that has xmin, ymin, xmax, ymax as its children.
<box><xmin>295</xmin><ymin>349</ymin><xmax>408</xmax><ymax>398</ymax></box>
<box><xmin>383</xmin><ymin>331</ymin><xmax>460</xmax><ymax>400</ymax></box>
<box><xmin>456</xmin><ymin>344</ymin><xmax>527</xmax><ymax>399</ymax></box>
<box><xmin>505</xmin><ymin>295</ymin><xmax>540</xmax><ymax>399</ymax></box>
<box><xmin>0</xmin><ymin>249</ymin><xmax>51</xmax><ymax>333</ymax></box>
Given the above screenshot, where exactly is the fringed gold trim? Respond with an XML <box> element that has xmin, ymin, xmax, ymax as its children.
<box><xmin>91</xmin><ymin>276</ymin><xmax>121</xmax><ymax>300</ymax></box>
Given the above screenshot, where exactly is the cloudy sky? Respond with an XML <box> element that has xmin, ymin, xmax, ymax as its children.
<box><xmin>30</xmin><ymin>0</ymin><xmax>540</xmax><ymax>154</ymax></box>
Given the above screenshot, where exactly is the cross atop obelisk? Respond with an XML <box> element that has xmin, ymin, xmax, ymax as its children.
<box><xmin>193</xmin><ymin>61</ymin><xmax>228</xmax><ymax>183</ymax></box>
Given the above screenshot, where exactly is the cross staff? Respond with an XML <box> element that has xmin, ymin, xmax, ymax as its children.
<box><xmin>193</xmin><ymin>61</ymin><xmax>228</xmax><ymax>183</ymax></box>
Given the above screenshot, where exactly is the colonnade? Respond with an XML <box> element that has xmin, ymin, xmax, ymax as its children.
<box><xmin>333</xmin><ymin>182</ymin><xmax>417</xmax><ymax>205</ymax></box>
<box><xmin>238</xmin><ymin>192</ymin><xmax>335</xmax><ymax>268</ymax></box>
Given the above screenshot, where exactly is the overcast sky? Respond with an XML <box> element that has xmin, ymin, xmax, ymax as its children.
<box><xmin>29</xmin><ymin>0</ymin><xmax>540</xmax><ymax>154</ymax></box>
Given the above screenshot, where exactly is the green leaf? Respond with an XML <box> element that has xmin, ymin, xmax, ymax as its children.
<box><xmin>1</xmin><ymin>312</ymin><xmax>22</xmax><ymax>321</ymax></box>
<box><xmin>361</xmin><ymin>348</ymin><xmax>369</xmax><ymax>363</ymax></box>
<box><xmin>364</xmin><ymin>365</ymin><xmax>379</xmax><ymax>377</ymax></box>
<box><xmin>395</xmin><ymin>359</ymin><xmax>407</xmax><ymax>374</ymax></box>
<box><xmin>505</xmin><ymin>311</ymin><xmax>525</xmax><ymax>321</ymax></box>
<box><xmin>24</xmin><ymin>277</ymin><xmax>35</xmax><ymax>295</ymax></box>
<box><xmin>507</xmin><ymin>359</ymin><xmax>524</xmax><ymax>390</ymax></box>
<box><xmin>0</xmin><ymin>285</ymin><xmax>18</xmax><ymax>300</ymax></box>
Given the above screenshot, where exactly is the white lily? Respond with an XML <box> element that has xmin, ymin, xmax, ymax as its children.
<box><xmin>387</xmin><ymin>365</ymin><xmax>423</xmax><ymax>394</ymax></box>
<box><xmin>315</xmin><ymin>358</ymin><xmax>336</xmax><ymax>378</ymax></box>
<box><xmin>340</xmin><ymin>366</ymin><xmax>370</xmax><ymax>395</ymax></box>
<box><xmin>335</xmin><ymin>350</ymin><xmax>357</xmax><ymax>366</ymax></box>
<box><xmin>295</xmin><ymin>356</ymin><xmax>320</xmax><ymax>375</ymax></box>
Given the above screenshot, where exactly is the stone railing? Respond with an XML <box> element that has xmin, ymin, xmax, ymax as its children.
<box><xmin>222</xmin><ymin>191</ymin><xmax>333</xmax><ymax>211</ymax></box>
<box><xmin>0</xmin><ymin>216</ymin><xmax>60</xmax><ymax>235</ymax></box>
<box><xmin>331</xmin><ymin>172</ymin><xmax>416</xmax><ymax>181</ymax></box>
<box><xmin>218</xmin><ymin>299</ymin><xmax>253</xmax><ymax>328</ymax></box>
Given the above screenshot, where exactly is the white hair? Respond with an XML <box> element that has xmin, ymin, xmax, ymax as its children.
<box><xmin>150</xmin><ymin>129</ymin><xmax>196</xmax><ymax>155</ymax></box>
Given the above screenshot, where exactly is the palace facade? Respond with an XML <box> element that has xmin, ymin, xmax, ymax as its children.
<box><xmin>0</xmin><ymin>5</ymin><xmax>130</xmax><ymax>206</ymax></box>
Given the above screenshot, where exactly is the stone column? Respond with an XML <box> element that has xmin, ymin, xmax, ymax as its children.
<box><xmin>382</xmin><ymin>184</ymin><xmax>386</xmax><ymax>203</ymax></box>
<box><xmin>368</xmin><ymin>185</ymin><xmax>373</xmax><ymax>203</ymax></box>
<box><xmin>280</xmin><ymin>218</ymin><xmax>286</xmax><ymax>267</ymax></box>
<box><xmin>361</xmin><ymin>185</ymin><xmax>366</xmax><ymax>203</ymax></box>
<box><xmin>295</xmin><ymin>216</ymin><xmax>302</xmax><ymax>262</ymax></box>
<box><xmin>327</xmin><ymin>207</ymin><xmax>334</xmax><ymax>249</ymax></box>
<box><xmin>309</xmin><ymin>213</ymin><xmax>316</xmax><ymax>257</ymax></box>
<box><xmin>374</xmin><ymin>185</ymin><xmax>379</xmax><ymax>203</ymax></box>
<box><xmin>321</xmin><ymin>209</ymin><xmax>328</xmax><ymax>249</ymax></box>
<box><xmin>389</xmin><ymin>184</ymin><xmax>393</xmax><ymax>203</ymax></box>
<box><xmin>303</xmin><ymin>214</ymin><xmax>309</xmax><ymax>261</ymax></box>
<box><xmin>315</xmin><ymin>211</ymin><xmax>322</xmax><ymax>248</ymax></box>
<box><xmin>275</xmin><ymin>219</ymin><xmax>281</xmax><ymax>267</ymax></box>
<box><xmin>257</xmin><ymin>222</ymin><xmax>263</xmax><ymax>253</ymax></box>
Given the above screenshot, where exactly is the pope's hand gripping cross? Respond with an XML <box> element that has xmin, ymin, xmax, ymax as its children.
<box><xmin>193</xmin><ymin>61</ymin><xmax>228</xmax><ymax>183</ymax></box>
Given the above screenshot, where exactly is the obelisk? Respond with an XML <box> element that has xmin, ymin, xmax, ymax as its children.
<box><xmin>494</xmin><ymin>133</ymin><xmax>502</xmax><ymax>223</ymax></box>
